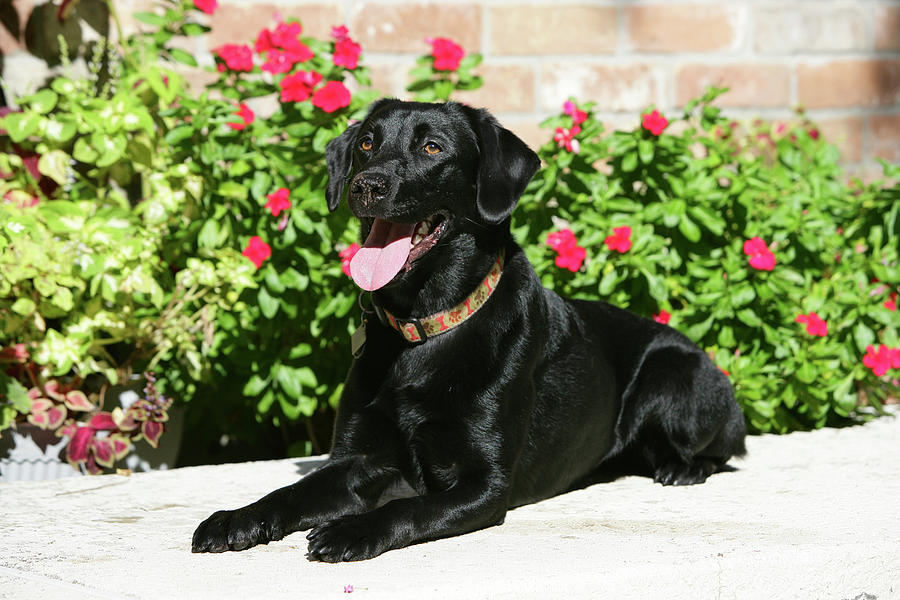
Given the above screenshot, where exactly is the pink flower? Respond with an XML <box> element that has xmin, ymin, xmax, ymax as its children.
<box><xmin>265</xmin><ymin>188</ymin><xmax>292</xmax><ymax>217</ymax></box>
<box><xmin>653</xmin><ymin>310</ymin><xmax>671</xmax><ymax>325</ymax></box>
<box><xmin>332</xmin><ymin>25</ymin><xmax>349</xmax><ymax>40</ymax></box>
<box><xmin>641</xmin><ymin>109</ymin><xmax>668</xmax><ymax>136</ymax></box>
<box><xmin>193</xmin><ymin>0</ymin><xmax>217</xmax><ymax>15</ymax></box>
<box><xmin>261</xmin><ymin>49</ymin><xmax>304</xmax><ymax>74</ymax></box>
<box><xmin>563</xmin><ymin>100</ymin><xmax>587</xmax><ymax>126</ymax></box>
<box><xmin>227</xmin><ymin>103</ymin><xmax>255</xmax><ymax>130</ymax></box>
<box><xmin>279</xmin><ymin>70</ymin><xmax>323</xmax><ymax>103</ymax></box>
<box><xmin>242</xmin><ymin>236</ymin><xmax>271</xmax><ymax>269</ymax></box>
<box><xmin>312</xmin><ymin>81</ymin><xmax>351</xmax><ymax>113</ymax></box>
<box><xmin>605</xmin><ymin>226</ymin><xmax>632</xmax><ymax>253</ymax></box>
<box><xmin>743</xmin><ymin>237</ymin><xmax>776</xmax><ymax>271</ymax></box>
<box><xmin>340</xmin><ymin>243</ymin><xmax>360</xmax><ymax>277</ymax></box>
<box><xmin>795</xmin><ymin>312</ymin><xmax>828</xmax><ymax>337</ymax></box>
<box><xmin>214</xmin><ymin>44</ymin><xmax>254</xmax><ymax>72</ymax></box>
<box><xmin>863</xmin><ymin>344</ymin><xmax>900</xmax><ymax>377</ymax></box>
<box><xmin>427</xmin><ymin>37</ymin><xmax>464</xmax><ymax>71</ymax></box>
<box><xmin>194</xmin><ymin>0</ymin><xmax>219</xmax><ymax>15</ymax></box>
<box><xmin>553</xmin><ymin>125</ymin><xmax>581</xmax><ymax>153</ymax></box>
<box><xmin>256</xmin><ymin>21</ymin><xmax>314</xmax><ymax>67</ymax></box>
<box><xmin>333</xmin><ymin>36</ymin><xmax>362</xmax><ymax>70</ymax></box>
<box><xmin>546</xmin><ymin>229</ymin><xmax>586</xmax><ymax>272</ymax></box>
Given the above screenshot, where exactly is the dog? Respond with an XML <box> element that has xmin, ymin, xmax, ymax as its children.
<box><xmin>191</xmin><ymin>99</ymin><xmax>747</xmax><ymax>562</ymax></box>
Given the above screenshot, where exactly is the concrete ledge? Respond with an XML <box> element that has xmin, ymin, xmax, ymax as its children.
<box><xmin>1</xmin><ymin>411</ymin><xmax>898</xmax><ymax>600</ymax></box>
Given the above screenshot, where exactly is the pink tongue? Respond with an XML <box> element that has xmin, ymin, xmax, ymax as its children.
<box><xmin>350</xmin><ymin>219</ymin><xmax>416</xmax><ymax>291</ymax></box>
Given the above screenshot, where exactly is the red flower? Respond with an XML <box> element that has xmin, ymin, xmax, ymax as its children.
<box><xmin>885</xmin><ymin>292</ymin><xmax>897</xmax><ymax>312</ymax></box>
<box><xmin>563</xmin><ymin>100</ymin><xmax>587</xmax><ymax>126</ymax></box>
<box><xmin>340</xmin><ymin>243</ymin><xmax>360</xmax><ymax>277</ymax></box>
<box><xmin>312</xmin><ymin>81</ymin><xmax>351</xmax><ymax>113</ymax></box>
<box><xmin>265</xmin><ymin>188</ymin><xmax>292</xmax><ymax>217</ymax></box>
<box><xmin>332</xmin><ymin>25</ymin><xmax>349</xmax><ymax>40</ymax></box>
<box><xmin>653</xmin><ymin>310</ymin><xmax>671</xmax><ymax>325</ymax></box>
<box><xmin>280</xmin><ymin>70</ymin><xmax>323</xmax><ymax>103</ymax></box>
<box><xmin>214</xmin><ymin>44</ymin><xmax>254</xmax><ymax>72</ymax></box>
<box><xmin>863</xmin><ymin>344</ymin><xmax>900</xmax><ymax>377</ymax></box>
<box><xmin>743</xmin><ymin>237</ymin><xmax>776</xmax><ymax>271</ymax></box>
<box><xmin>193</xmin><ymin>0</ymin><xmax>217</xmax><ymax>15</ymax></box>
<box><xmin>256</xmin><ymin>21</ymin><xmax>314</xmax><ymax>68</ymax></box>
<box><xmin>795</xmin><ymin>312</ymin><xmax>827</xmax><ymax>337</ymax></box>
<box><xmin>227</xmin><ymin>103</ymin><xmax>255</xmax><ymax>130</ymax></box>
<box><xmin>546</xmin><ymin>229</ymin><xmax>586</xmax><ymax>272</ymax></box>
<box><xmin>605</xmin><ymin>226</ymin><xmax>632</xmax><ymax>253</ymax></box>
<box><xmin>427</xmin><ymin>37</ymin><xmax>464</xmax><ymax>71</ymax></box>
<box><xmin>242</xmin><ymin>236</ymin><xmax>271</xmax><ymax>269</ymax></box>
<box><xmin>553</xmin><ymin>125</ymin><xmax>581</xmax><ymax>153</ymax></box>
<box><xmin>641</xmin><ymin>109</ymin><xmax>668</xmax><ymax>136</ymax></box>
<box><xmin>333</xmin><ymin>37</ymin><xmax>362</xmax><ymax>70</ymax></box>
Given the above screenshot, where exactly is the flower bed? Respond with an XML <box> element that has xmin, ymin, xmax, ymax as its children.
<box><xmin>1</xmin><ymin>1</ymin><xmax>898</xmax><ymax>475</ymax></box>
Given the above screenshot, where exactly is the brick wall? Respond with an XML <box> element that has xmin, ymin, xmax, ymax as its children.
<box><xmin>3</xmin><ymin>0</ymin><xmax>900</xmax><ymax>175</ymax></box>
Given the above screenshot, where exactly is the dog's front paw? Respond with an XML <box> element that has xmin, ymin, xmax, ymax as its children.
<box><xmin>192</xmin><ymin>506</ymin><xmax>285</xmax><ymax>553</ymax></box>
<box><xmin>306</xmin><ymin>515</ymin><xmax>394</xmax><ymax>562</ymax></box>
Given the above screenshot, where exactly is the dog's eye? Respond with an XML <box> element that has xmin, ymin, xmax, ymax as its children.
<box><xmin>360</xmin><ymin>139</ymin><xmax>373</xmax><ymax>152</ymax></box>
<box><xmin>423</xmin><ymin>142</ymin><xmax>442</xmax><ymax>155</ymax></box>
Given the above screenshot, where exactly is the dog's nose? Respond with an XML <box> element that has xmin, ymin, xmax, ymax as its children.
<box><xmin>351</xmin><ymin>173</ymin><xmax>389</xmax><ymax>199</ymax></box>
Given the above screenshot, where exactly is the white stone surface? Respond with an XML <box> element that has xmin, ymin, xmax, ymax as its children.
<box><xmin>1</xmin><ymin>411</ymin><xmax>899</xmax><ymax>600</ymax></box>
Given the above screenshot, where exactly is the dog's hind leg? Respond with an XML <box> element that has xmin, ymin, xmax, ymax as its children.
<box><xmin>616</xmin><ymin>347</ymin><xmax>747</xmax><ymax>486</ymax></box>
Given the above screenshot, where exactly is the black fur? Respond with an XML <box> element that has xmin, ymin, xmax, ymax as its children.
<box><xmin>192</xmin><ymin>100</ymin><xmax>747</xmax><ymax>562</ymax></box>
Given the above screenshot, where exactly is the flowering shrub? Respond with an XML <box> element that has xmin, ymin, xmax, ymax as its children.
<box><xmin>0</xmin><ymin>1</ymin><xmax>255</xmax><ymax>470</ymax></box>
<box><xmin>516</xmin><ymin>89</ymin><xmax>899</xmax><ymax>432</ymax></box>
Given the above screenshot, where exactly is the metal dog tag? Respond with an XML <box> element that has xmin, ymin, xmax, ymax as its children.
<box><xmin>351</xmin><ymin>320</ymin><xmax>367</xmax><ymax>358</ymax></box>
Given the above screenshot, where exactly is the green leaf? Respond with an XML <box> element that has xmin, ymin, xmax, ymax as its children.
<box><xmin>276</xmin><ymin>365</ymin><xmax>304</xmax><ymax>398</ymax></box>
<box><xmin>44</xmin><ymin>118</ymin><xmax>77</xmax><ymax>142</ymax></box>
<box><xmin>0</xmin><ymin>373</ymin><xmax>31</xmax><ymax>413</ymax></box>
<box><xmin>853</xmin><ymin>322</ymin><xmax>875</xmax><ymax>353</ymax></box>
<box><xmin>27</xmin><ymin>89</ymin><xmax>58</xmax><ymax>114</ymax></box>
<box><xmin>73</xmin><ymin>137</ymin><xmax>99</xmax><ymax>163</ymax></box>
<box><xmin>638</xmin><ymin>139</ymin><xmax>655</xmax><ymax>164</ymax></box>
<box><xmin>11</xmin><ymin>297</ymin><xmax>36</xmax><ymax>316</ymax></box>
<box><xmin>133</xmin><ymin>11</ymin><xmax>167</xmax><ymax>26</ymax></box>
<box><xmin>167</xmin><ymin>47</ymin><xmax>198</xmax><ymax>67</ymax></box>
<box><xmin>3</xmin><ymin>111</ymin><xmax>41</xmax><ymax>142</ymax></box>
<box><xmin>621</xmin><ymin>151</ymin><xmax>638</xmax><ymax>173</ymax></box>
<box><xmin>217</xmin><ymin>181</ymin><xmax>248</xmax><ymax>200</ymax></box>
<box><xmin>164</xmin><ymin>124</ymin><xmax>194</xmax><ymax>145</ymax></box>
<box><xmin>242</xmin><ymin>374</ymin><xmax>268</xmax><ymax>396</ymax></box>
<box><xmin>37</xmin><ymin>150</ymin><xmax>70</xmax><ymax>185</ymax></box>
<box><xmin>258</xmin><ymin>285</ymin><xmax>279</xmax><ymax>319</ymax></box>
<box><xmin>677</xmin><ymin>216</ymin><xmax>701</xmax><ymax>242</ymax></box>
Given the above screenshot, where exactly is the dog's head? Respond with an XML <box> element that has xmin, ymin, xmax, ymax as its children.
<box><xmin>325</xmin><ymin>100</ymin><xmax>540</xmax><ymax>292</ymax></box>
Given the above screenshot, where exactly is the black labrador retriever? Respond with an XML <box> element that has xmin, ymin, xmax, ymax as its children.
<box><xmin>192</xmin><ymin>99</ymin><xmax>747</xmax><ymax>562</ymax></box>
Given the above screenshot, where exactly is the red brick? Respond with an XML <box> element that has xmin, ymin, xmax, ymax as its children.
<box><xmin>453</xmin><ymin>65</ymin><xmax>535</xmax><ymax>113</ymax></box>
<box><xmin>815</xmin><ymin>116</ymin><xmax>864</xmax><ymax>164</ymax></box>
<box><xmin>753</xmin><ymin>4</ymin><xmax>868</xmax><ymax>53</ymax></box>
<box><xmin>868</xmin><ymin>113</ymin><xmax>900</xmax><ymax>163</ymax></box>
<box><xmin>490</xmin><ymin>5</ymin><xmax>617</xmax><ymax>55</ymax></box>
<box><xmin>205</xmin><ymin>3</ymin><xmax>341</xmax><ymax>48</ymax></box>
<box><xmin>350</xmin><ymin>4</ymin><xmax>481</xmax><ymax>53</ymax></box>
<box><xmin>540</xmin><ymin>63</ymin><xmax>665</xmax><ymax>112</ymax></box>
<box><xmin>676</xmin><ymin>64</ymin><xmax>791</xmax><ymax>108</ymax></box>
<box><xmin>798</xmin><ymin>59</ymin><xmax>900</xmax><ymax>109</ymax></box>
<box><xmin>626</xmin><ymin>4</ymin><xmax>740</xmax><ymax>53</ymax></box>
<box><xmin>875</xmin><ymin>6</ymin><xmax>900</xmax><ymax>51</ymax></box>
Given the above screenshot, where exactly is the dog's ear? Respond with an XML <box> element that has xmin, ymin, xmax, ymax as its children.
<box><xmin>468</xmin><ymin>108</ymin><xmax>541</xmax><ymax>225</ymax></box>
<box><xmin>325</xmin><ymin>122</ymin><xmax>361</xmax><ymax>212</ymax></box>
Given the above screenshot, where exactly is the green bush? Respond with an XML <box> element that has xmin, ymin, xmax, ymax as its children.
<box><xmin>518</xmin><ymin>90</ymin><xmax>899</xmax><ymax>432</ymax></box>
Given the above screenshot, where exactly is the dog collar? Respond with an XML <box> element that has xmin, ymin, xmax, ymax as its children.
<box><xmin>372</xmin><ymin>249</ymin><xmax>505</xmax><ymax>344</ymax></box>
